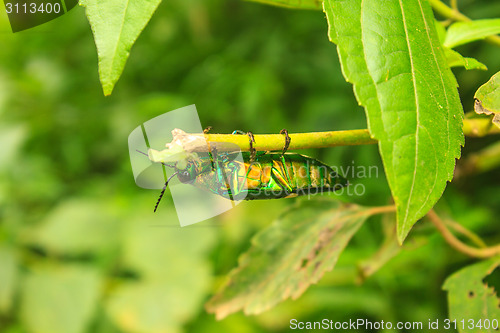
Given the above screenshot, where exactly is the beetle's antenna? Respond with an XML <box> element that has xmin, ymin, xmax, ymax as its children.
<box><xmin>154</xmin><ymin>172</ymin><xmax>179</xmax><ymax>212</ymax></box>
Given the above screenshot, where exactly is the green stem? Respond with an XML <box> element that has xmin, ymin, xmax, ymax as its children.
<box><xmin>197</xmin><ymin>118</ymin><xmax>497</xmax><ymax>153</ymax></box>
<box><xmin>201</xmin><ymin>129</ymin><xmax>377</xmax><ymax>152</ymax></box>
<box><xmin>429</xmin><ymin>0</ymin><xmax>500</xmax><ymax>47</ymax></box>
<box><xmin>429</xmin><ymin>0</ymin><xmax>469</xmax><ymax>21</ymax></box>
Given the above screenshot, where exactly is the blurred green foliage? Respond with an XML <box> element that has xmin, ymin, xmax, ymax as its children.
<box><xmin>0</xmin><ymin>0</ymin><xmax>499</xmax><ymax>332</ymax></box>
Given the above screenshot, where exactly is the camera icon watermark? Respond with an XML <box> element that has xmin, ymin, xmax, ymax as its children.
<box><xmin>128</xmin><ymin>105</ymin><xmax>246</xmax><ymax>227</ymax></box>
<box><xmin>129</xmin><ymin>105</ymin><xmax>379</xmax><ymax>226</ymax></box>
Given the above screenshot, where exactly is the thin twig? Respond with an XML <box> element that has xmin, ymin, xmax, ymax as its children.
<box><xmin>429</xmin><ymin>0</ymin><xmax>473</xmax><ymax>21</ymax></box>
<box><xmin>348</xmin><ymin>205</ymin><xmax>396</xmax><ymax>221</ymax></box>
<box><xmin>427</xmin><ymin>209</ymin><xmax>500</xmax><ymax>258</ymax></box>
<box><xmin>450</xmin><ymin>0</ymin><xmax>458</xmax><ymax>11</ymax></box>
<box><xmin>198</xmin><ymin>129</ymin><xmax>377</xmax><ymax>152</ymax></box>
<box><xmin>445</xmin><ymin>220</ymin><xmax>487</xmax><ymax>248</ymax></box>
<box><xmin>363</xmin><ymin>205</ymin><xmax>397</xmax><ymax>216</ymax></box>
<box><xmin>198</xmin><ymin>118</ymin><xmax>498</xmax><ymax>153</ymax></box>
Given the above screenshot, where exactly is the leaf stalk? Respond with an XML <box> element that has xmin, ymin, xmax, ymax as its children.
<box><xmin>427</xmin><ymin>209</ymin><xmax>500</xmax><ymax>258</ymax></box>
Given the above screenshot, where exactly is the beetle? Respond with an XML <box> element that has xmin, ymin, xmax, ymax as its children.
<box><xmin>146</xmin><ymin>129</ymin><xmax>348</xmax><ymax>212</ymax></box>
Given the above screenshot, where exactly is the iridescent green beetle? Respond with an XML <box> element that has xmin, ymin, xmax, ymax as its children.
<box><xmin>148</xmin><ymin>129</ymin><xmax>348</xmax><ymax>211</ymax></box>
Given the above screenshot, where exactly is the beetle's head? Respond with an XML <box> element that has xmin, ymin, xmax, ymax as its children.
<box><xmin>175</xmin><ymin>161</ymin><xmax>198</xmax><ymax>184</ymax></box>
<box><xmin>143</xmin><ymin>146</ymin><xmax>204</xmax><ymax>212</ymax></box>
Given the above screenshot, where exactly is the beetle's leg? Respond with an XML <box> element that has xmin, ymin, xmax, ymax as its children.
<box><xmin>202</xmin><ymin>127</ymin><xmax>217</xmax><ymax>170</ymax></box>
<box><xmin>280</xmin><ymin>129</ymin><xmax>291</xmax><ymax>155</ymax></box>
<box><xmin>222</xmin><ymin>161</ymin><xmax>247</xmax><ymax>201</ymax></box>
<box><xmin>214</xmin><ymin>152</ymin><xmax>238</xmax><ymax>201</ymax></box>
<box><xmin>208</xmin><ymin>143</ymin><xmax>234</xmax><ymax>199</ymax></box>
<box><xmin>208</xmin><ymin>145</ymin><xmax>217</xmax><ymax>171</ymax></box>
<box><xmin>232</xmin><ymin>130</ymin><xmax>257</xmax><ymax>161</ymax></box>
<box><xmin>247</xmin><ymin>131</ymin><xmax>256</xmax><ymax>162</ymax></box>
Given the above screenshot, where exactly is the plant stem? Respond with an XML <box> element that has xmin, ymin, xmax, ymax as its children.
<box><xmin>429</xmin><ymin>0</ymin><xmax>469</xmax><ymax>21</ymax></box>
<box><xmin>194</xmin><ymin>118</ymin><xmax>497</xmax><ymax>153</ymax></box>
<box><xmin>427</xmin><ymin>209</ymin><xmax>500</xmax><ymax>258</ymax></box>
<box><xmin>450</xmin><ymin>0</ymin><xmax>458</xmax><ymax>11</ymax></box>
<box><xmin>445</xmin><ymin>220</ymin><xmax>487</xmax><ymax>248</ymax></box>
<box><xmin>350</xmin><ymin>205</ymin><xmax>396</xmax><ymax>220</ymax></box>
<box><xmin>429</xmin><ymin>0</ymin><xmax>500</xmax><ymax>47</ymax></box>
<box><xmin>197</xmin><ymin>118</ymin><xmax>497</xmax><ymax>153</ymax></box>
<box><xmin>364</xmin><ymin>205</ymin><xmax>397</xmax><ymax>216</ymax></box>
<box><xmin>201</xmin><ymin>129</ymin><xmax>377</xmax><ymax>152</ymax></box>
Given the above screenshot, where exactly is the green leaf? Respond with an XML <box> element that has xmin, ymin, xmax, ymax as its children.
<box><xmin>24</xmin><ymin>198</ymin><xmax>119</xmax><ymax>255</ymax></box>
<box><xmin>205</xmin><ymin>200</ymin><xmax>368</xmax><ymax>319</ymax></box>
<box><xmin>444</xmin><ymin>19</ymin><xmax>500</xmax><ymax>48</ymax></box>
<box><xmin>322</xmin><ymin>0</ymin><xmax>337</xmax><ymax>44</ymax></box>
<box><xmin>80</xmin><ymin>0</ymin><xmax>162</xmax><ymax>95</ymax></box>
<box><xmin>474</xmin><ymin>71</ymin><xmax>500</xmax><ymax>128</ymax></box>
<box><xmin>444</xmin><ymin>48</ymin><xmax>487</xmax><ymax>71</ymax></box>
<box><xmin>443</xmin><ymin>257</ymin><xmax>500</xmax><ymax>333</ymax></box>
<box><xmin>323</xmin><ymin>0</ymin><xmax>464</xmax><ymax>244</ymax></box>
<box><xmin>0</xmin><ymin>246</ymin><xmax>18</xmax><ymax>313</ymax></box>
<box><xmin>245</xmin><ymin>0</ymin><xmax>322</xmax><ymax>10</ymax></box>
<box><xmin>20</xmin><ymin>265</ymin><xmax>101</xmax><ymax>333</ymax></box>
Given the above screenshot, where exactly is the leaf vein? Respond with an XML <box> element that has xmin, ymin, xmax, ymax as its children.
<box><xmin>108</xmin><ymin>0</ymin><xmax>131</xmax><ymax>82</ymax></box>
<box><xmin>413</xmin><ymin>0</ymin><xmax>450</xmax><ymax>217</ymax></box>
<box><xmin>398</xmin><ymin>0</ymin><xmax>420</xmax><ymax>227</ymax></box>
